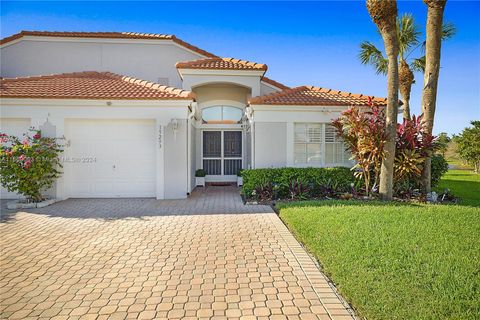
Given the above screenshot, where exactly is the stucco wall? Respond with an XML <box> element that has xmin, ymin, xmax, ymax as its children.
<box><xmin>1</xmin><ymin>102</ymin><xmax>190</xmax><ymax>200</ymax></box>
<box><xmin>260</xmin><ymin>83</ymin><xmax>280</xmax><ymax>96</ymax></box>
<box><xmin>194</xmin><ymin>84</ymin><xmax>250</xmax><ymax>107</ymax></box>
<box><xmin>254</xmin><ymin>122</ymin><xmax>287</xmax><ymax>168</ymax></box>
<box><xmin>164</xmin><ymin>119</ymin><xmax>189</xmax><ymax>199</ymax></box>
<box><xmin>1</xmin><ymin>39</ymin><xmax>204</xmax><ymax>88</ymax></box>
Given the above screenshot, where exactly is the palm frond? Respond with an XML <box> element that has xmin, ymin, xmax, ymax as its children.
<box><xmin>411</xmin><ymin>56</ymin><xmax>426</xmax><ymax>73</ymax></box>
<box><xmin>358</xmin><ymin>41</ymin><xmax>388</xmax><ymax>75</ymax></box>
<box><xmin>442</xmin><ymin>22</ymin><xmax>456</xmax><ymax>40</ymax></box>
<box><xmin>397</xmin><ymin>13</ymin><xmax>421</xmax><ymax>58</ymax></box>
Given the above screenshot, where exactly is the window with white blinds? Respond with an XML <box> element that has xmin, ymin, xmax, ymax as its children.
<box><xmin>294</xmin><ymin>123</ymin><xmax>322</xmax><ymax>165</ymax></box>
<box><xmin>294</xmin><ymin>123</ymin><xmax>350</xmax><ymax>166</ymax></box>
<box><xmin>325</xmin><ymin>124</ymin><xmax>350</xmax><ymax>165</ymax></box>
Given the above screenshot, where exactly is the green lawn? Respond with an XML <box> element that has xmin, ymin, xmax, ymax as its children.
<box><xmin>279</xmin><ymin>170</ymin><xmax>480</xmax><ymax>319</ymax></box>
<box><xmin>436</xmin><ymin>169</ymin><xmax>480</xmax><ymax>206</ymax></box>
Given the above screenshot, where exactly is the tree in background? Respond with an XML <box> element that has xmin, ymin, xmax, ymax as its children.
<box><xmin>359</xmin><ymin>14</ymin><xmax>455</xmax><ymax>120</ymax></box>
<box><xmin>421</xmin><ymin>0</ymin><xmax>448</xmax><ymax>192</ymax></box>
<box><xmin>455</xmin><ymin>121</ymin><xmax>480</xmax><ymax>173</ymax></box>
<box><xmin>366</xmin><ymin>0</ymin><xmax>400</xmax><ymax>201</ymax></box>
<box><xmin>436</xmin><ymin>132</ymin><xmax>451</xmax><ymax>156</ymax></box>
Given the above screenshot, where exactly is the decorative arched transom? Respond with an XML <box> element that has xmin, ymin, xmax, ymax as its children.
<box><xmin>201</xmin><ymin>106</ymin><xmax>243</xmax><ymax>124</ymax></box>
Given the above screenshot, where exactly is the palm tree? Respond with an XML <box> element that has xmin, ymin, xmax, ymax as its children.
<box><xmin>421</xmin><ymin>0</ymin><xmax>448</xmax><ymax>192</ymax></box>
<box><xmin>359</xmin><ymin>14</ymin><xmax>455</xmax><ymax>120</ymax></box>
<box><xmin>366</xmin><ymin>0</ymin><xmax>400</xmax><ymax>201</ymax></box>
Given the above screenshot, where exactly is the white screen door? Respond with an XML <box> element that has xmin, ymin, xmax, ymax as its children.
<box><xmin>203</xmin><ymin>130</ymin><xmax>242</xmax><ymax>181</ymax></box>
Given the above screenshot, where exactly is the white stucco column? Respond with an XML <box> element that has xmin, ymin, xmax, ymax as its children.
<box><xmin>31</xmin><ymin>117</ymin><xmax>67</xmax><ymax>200</ymax></box>
<box><xmin>251</xmin><ymin>121</ymin><xmax>256</xmax><ymax>169</ymax></box>
<box><xmin>50</xmin><ymin>118</ymin><xmax>66</xmax><ymax>200</ymax></box>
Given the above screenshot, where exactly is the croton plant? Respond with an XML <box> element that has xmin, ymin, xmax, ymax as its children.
<box><xmin>332</xmin><ymin>98</ymin><xmax>437</xmax><ymax>196</ymax></box>
<box><xmin>0</xmin><ymin>129</ymin><xmax>64</xmax><ymax>202</ymax></box>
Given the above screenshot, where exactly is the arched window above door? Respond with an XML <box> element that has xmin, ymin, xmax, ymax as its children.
<box><xmin>202</xmin><ymin>106</ymin><xmax>243</xmax><ymax>124</ymax></box>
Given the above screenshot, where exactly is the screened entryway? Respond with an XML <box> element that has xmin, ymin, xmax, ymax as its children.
<box><xmin>203</xmin><ymin>130</ymin><xmax>242</xmax><ymax>181</ymax></box>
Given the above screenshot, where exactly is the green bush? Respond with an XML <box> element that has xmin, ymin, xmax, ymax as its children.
<box><xmin>242</xmin><ymin>167</ymin><xmax>356</xmax><ymax>200</ymax></box>
<box><xmin>195</xmin><ymin>169</ymin><xmax>206</xmax><ymax>177</ymax></box>
<box><xmin>0</xmin><ymin>129</ymin><xmax>64</xmax><ymax>202</ymax></box>
<box><xmin>431</xmin><ymin>154</ymin><xmax>449</xmax><ymax>187</ymax></box>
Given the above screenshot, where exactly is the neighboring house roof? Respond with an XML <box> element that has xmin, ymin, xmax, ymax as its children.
<box><xmin>0</xmin><ymin>30</ymin><xmax>218</xmax><ymax>58</ymax></box>
<box><xmin>0</xmin><ymin>71</ymin><xmax>195</xmax><ymax>100</ymax></box>
<box><xmin>249</xmin><ymin>86</ymin><xmax>389</xmax><ymax>106</ymax></box>
<box><xmin>176</xmin><ymin>57</ymin><xmax>268</xmax><ymax>71</ymax></box>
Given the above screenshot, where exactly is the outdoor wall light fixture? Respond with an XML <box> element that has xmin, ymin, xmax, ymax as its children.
<box><xmin>171</xmin><ymin>119</ymin><xmax>179</xmax><ymax>140</ymax></box>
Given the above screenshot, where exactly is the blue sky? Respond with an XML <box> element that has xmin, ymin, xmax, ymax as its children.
<box><xmin>1</xmin><ymin>1</ymin><xmax>479</xmax><ymax>135</ymax></box>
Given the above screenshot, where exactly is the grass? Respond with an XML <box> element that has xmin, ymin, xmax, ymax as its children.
<box><xmin>279</xmin><ymin>171</ymin><xmax>480</xmax><ymax>319</ymax></box>
<box><xmin>436</xmin><ymin>170</ymin><xmax>480</xmax><ymax>206</ymax></box>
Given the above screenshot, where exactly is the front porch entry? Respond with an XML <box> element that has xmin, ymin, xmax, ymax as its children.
<box><xmin>202</xmin><ymin>130</ymin><xmax>242</xmax><ymax>182</ymax></box>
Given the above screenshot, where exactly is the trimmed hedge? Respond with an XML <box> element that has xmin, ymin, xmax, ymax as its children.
<box><xmin>241</xmin><ymin>167</ymin><xmax>356</xmax><ymax>199</ymax></box>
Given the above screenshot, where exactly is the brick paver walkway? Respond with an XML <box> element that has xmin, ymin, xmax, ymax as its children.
<box><xmin>0</xmin><ymin>186</ymin><xmax>354</xmax><ymax>320</ymax></box>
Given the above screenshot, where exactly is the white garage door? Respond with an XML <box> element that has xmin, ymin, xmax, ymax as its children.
<box><xmin>0</xmin><ymin>118</ymin><xmax>31</xmax><ymax>199</ymax></box>
<box><xmin>65</xmin><ymin>119</ymin><xmax>156</xmax><ymax>198</ymax></box>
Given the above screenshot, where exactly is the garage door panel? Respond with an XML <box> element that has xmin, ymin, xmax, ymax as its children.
<box><xmin>67</xmin><ymin>163</ymin><xmax>94</xmax><ymax>180</ymax></box>
<box><xmin>115</xmin><ymin>182</ymin><xmax>155</xmax><ymax>197</ymax></box>
<box><xmin>65</xmin><ymin>119</ymin><xmax>156</xmax><ymax>198</ymax></box>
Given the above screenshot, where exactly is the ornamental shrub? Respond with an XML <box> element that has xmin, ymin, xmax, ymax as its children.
<box><xmin>241</xmin><ymin>167</ymin><xmax>356</xmax><ymax>200</ymax></box>
<box><xmin>430</xmin><ymin>154</ymin><xmax>449</xmax><ymax>187</ymax></box>
<box><xmin>0</xmin><ymin>129</ymin><xmax>64</xmax><ymax>202</ymax></box>
<box><xmin>333</xmin><ymin>102</ymin><xmax>438</xmax><ymax>196</ymax></box>
<box><xmin>195</xmin><ymin>169</ymin><xmax>206</xmax><ymax>177</ymax></box>
<box><xmin>331</xmin><ymin>102</ymin><xmax>386</xmax><ymax>196</ymax></box>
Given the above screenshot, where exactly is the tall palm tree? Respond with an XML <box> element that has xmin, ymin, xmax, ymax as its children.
<box><xmin>359</xmin><ymin>14</ymin><xmax>455</xmax><ymax>120</ymax></box>
<box><xmin>366</xmin><ymin>0</ymin><xmax>400</xmax><ymax>201</ymax></box>
<box><xmin>421</xmin><ymin>0</ymin><xmax>448</xmax><ymax>192</ymax></box>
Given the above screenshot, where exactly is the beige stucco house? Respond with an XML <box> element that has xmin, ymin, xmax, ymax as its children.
<box><xmin>0</xmin><ymin>31</ymin><xmax>388</xmax><ymax>200</ymax></box>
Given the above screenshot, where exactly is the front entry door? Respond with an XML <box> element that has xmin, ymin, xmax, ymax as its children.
<box><xmin>203</xmin><ymin>130</ymin><xmax>242</xmax><ymax>181</ymax></box>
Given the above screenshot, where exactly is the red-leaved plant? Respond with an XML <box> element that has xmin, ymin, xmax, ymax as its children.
<box><xmin>332</xmin><ymin>100</ymin><xmax>387</xmax><ymax>196</ymax></box>
<box><xmin>333</xmin><ymin>98</ymin><xmax>436</xmax><ymax>197</ymax></box>
<box><xmin>395</xmin><ymin>115</ymin><xmax>436</xmax><ymax>191</ymax></box>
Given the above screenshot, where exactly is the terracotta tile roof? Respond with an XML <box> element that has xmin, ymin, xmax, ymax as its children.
<box><xmin>249</xmin><ymin>86</ymin><xmax>389</xmax><ymax>106</ymax></box>
<box><xmin>261</xmin><ymin>76</ymin><xmax>290</xmax><ymax>90</ymax></box>
<box><xmin>0</xmin><ymin>31</ymin><xmax>217</xmax><ymax>58</ymax></box>
<box><xmin>176</xmin><ymin>57</ymin><xmax>267</xmax><ymax>71</ymax></box>
<box><xmin>0</xmin><ymin>71</ymin><xmax>195</xmax><ymax>100</ymax></box>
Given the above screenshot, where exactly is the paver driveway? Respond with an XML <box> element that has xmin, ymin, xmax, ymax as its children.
<box><xmin>0</xmin><ymin>186</ymin><xmax>354</xmax><ymax>320</ymax></box>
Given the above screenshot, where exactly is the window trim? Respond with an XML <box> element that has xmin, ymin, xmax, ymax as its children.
<box><xmin>201</xmin><ymin>105</ymin><xmax>243</xmax><ymax>124</ymax></box>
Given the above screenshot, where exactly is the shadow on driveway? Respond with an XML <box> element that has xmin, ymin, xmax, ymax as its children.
<box><xmin>1</xmin><ymin>186</ymin><xmax>273</xmax><ymax>222</ymax></box>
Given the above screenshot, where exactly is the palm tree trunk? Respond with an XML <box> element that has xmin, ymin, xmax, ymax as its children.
<box><xmin>366</xmin><ymin>0</ymin><xmax>400</xmax><ymax>201</ymax></box>
<box><xmin>400</xmin><ymin>89</ymin><xmax>411</xmax><ymax>120</ymax></box>
<box><xmin>399</xmin><ymin>59</ymin><xmax>414</xmax><ymax>120</ymax></box>
<box><xmin>421</xmin><ymin>0</ymin><xmax>447</xmax><ymax>192</ymax></box>
<box><xmin>379</xmin><ymin>31</ymin><xmax>400</xmax><ymax>200</ymax></box>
